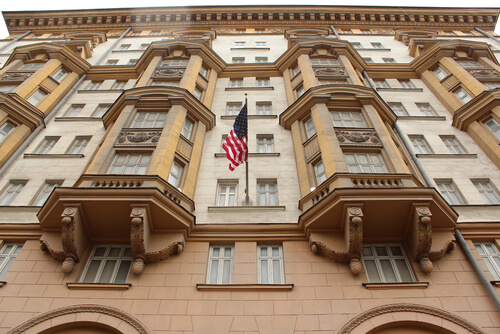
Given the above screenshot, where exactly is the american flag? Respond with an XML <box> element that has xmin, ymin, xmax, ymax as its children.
<box><xmin>223</xmin><ymin>101</ymin><xmax>248</xmax><ymax>171</ymax></box>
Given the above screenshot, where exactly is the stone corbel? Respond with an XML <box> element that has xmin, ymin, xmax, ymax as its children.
<box><xmin>409</xmin><ymin>206</ymin><xmax>434</xmax><ymax>273</ymax></box>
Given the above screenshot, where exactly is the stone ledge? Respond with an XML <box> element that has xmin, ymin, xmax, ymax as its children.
<box><xmin>221</xmin><ymin>114</ymin><xmax>277</xmax><ymax>120</ymax></box>
<box><xmin>415</xmin><ymin>153</ymin><xmax>477</xmax><ymax>159</ymax></box>
<box><xmin>397</xmin><ymin>116</ymin><xmax>447</xmax><ymax>121</ymax></box>
<box><xmin>207</xmin><ymin>205</ymin><xmax>286</xmax><ymax>212</ymax></box>
<box><xmin>376</xmin><ymin>88</ymin><xmax>424</xmax><ymax>92</ymax></box>
<box><xmin>54</xmin><ymin>117</ymin><xmax>103</xmax><ymax>122</ymax></box>
<box><xmin>66</xmin><ymin>283</ymin><xmax>131</xmax><ymax>290</ymax></box>
<box><xmin>24</xmin><ymin>154</ymin><xmax>84</xmax><ymax>159</ymax></box>
<box><xmin>362</xmin><ymin>282</ymin><xmax>429</xmax><ymax>289</ymax></box>
<box><xmin>0</xmin><ymin>281</ymin><xmax>6</xmax><ymax>287</ymax></box>
<box><xmin>225</xmin><ymin>86</ymin><xmax>274</xmax><ymax>91</ymax></box>
<box><xmin>196</xmin><ymin>283</ymin><xmax>293</xmax><ymax>291</ymax></box>
<box><xmin>230</xmin><ymin>47</ymin><xmax>271</xmax><ymax>50</ymax></box>
<box><xmin>214</xmin><ymin>152</ymin><xmax>280</xmax><ymax>158</ymax></box>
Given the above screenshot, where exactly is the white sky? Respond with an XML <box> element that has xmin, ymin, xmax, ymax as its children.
<box><xmin>0</xmin><ymin>1</ymin><xmax>499</xmax><ymax>38</ymax></box>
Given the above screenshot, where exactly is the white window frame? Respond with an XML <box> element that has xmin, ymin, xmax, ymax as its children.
<box><xmin>0</xmin><ymin>243</ymin><xmax>23</xmax><ymax>280</ymax></box>
<box><xmin>193</xmin><ymin>88</ymin><xmax>202</xmax><ymax>100</ymax></box>
<box><xmin>331</xmin><ymin>111</ymin><xmax>367</xmax><ymax>128</ymax></box>
<box><xmin>128</xmin><ymin>59</ymin><xmax>138</xmax><ymax>65</ymax></box>
<box><xmin>27</xmin><ymin>89</ymin><xmax>47</xmax><ymax>106</ymax></box>
<box><xmin>255</xmin><ymin>57</ymin><xmax>268</xmax><ymax>63</ymax></box>
<box><xmin>257</xmin><ymin>135</ymin><xmax>274</xmax><ymax>153</ymax></box>
<box><xmin>435</xmin><ymin>180</ymin><xmax>465</xmax><ymax>205</ymax></box>
<box><xmin>373</xmin><ymin>80</ymin><xmax>390</xmax><ymax>89</ymax></box>
<box><xmin>473</xmin><ymin>180</ymin><xmax>500</xmax><ymax>205</ymax></box>
<box><xmin>168</xmin><ymin>161</ymin><xmax>183</xmax><ymax>188</ymax></box>
<box><xmin>35</xmin><ymin>137</ymin><xmax>59</xmax><ymax>154</ymax></box>
<box><xmin>344</xmin><ymin>152</ymin><xmax>387</xmax><ymax>173</ymax></box>
<box><xmin>111</xmin><ymin>81</ymin><xmax>127</xmax><ymax>90</ymax></box>
<box><xmin>139</xmin><ymin>44</ymin><xmax>149</xmax><ymax>50</ymax></box>
<box><xmin>65</xmin><ymin>104</ymin><xmax>85</xmax><ymax>117</ymax></box>
<box><xmin>93</xmin><ymin>104</ymin><xmax>111</xmax><ymax>117</ymax></box>
<box><xmin>234</xmin><ymin>41</ymin><xmax>246</xmax><ymax>48</ymax></box>
<box><xmin>454</xmin><ymin>88</ymin><xmax>472</xmax><ymax>104</ymax></box>
<box><xmin>207</xmin><ymin>246</ymin><xmax>234</xmax><ymax>284</ymax></box>
<box><xmin>232</xmin><ymin>57</ymin><xmax>245</xmax><ymax>64</ymax></box>
<box><xmin>106</xmin><ymin>59</ymin><xmax>119</xmax><ymax>65</ymax></box>
<box><xmin>80</xmin><ymin>245</ymin><xmax>133</xmax><ymax>283</ymax></box>
<box><xmin>131</xmin><ymin>112</ymin><xmax>167</xmax><ymax>128</ymax></box>
<box><xmin>304</xmin><ymin>118</ymin><xmax>316</xmax><ymax>139</ymax></box>
<box><xmin>256</xmin><ymin>78</ymin><xmax>270</xmax><ymax>87</ymax></box>
<box><xmin>256</xmin><ymin>102</ymin><xmax>272</xmax><ymax>115</ymax></box>
<box><xmin>297</xmin><ymin>86</ymin><xmax>305</xmax><ymax>97</ymax></box>
<box><xmin>352</xmin><ymin>42</ymin><xmax>363</xmax><ymax>49</ymax></box>
<box><xmin>229</xmin><ymin>79</ymin><xmax>243</xmax><ymax>88</ymax></box>
<box><xmin>181</xmin><ymin>119</ymin><xmax>194</xmax><ymax>140</ymax></box>
<box><xmin>363</xmin><ymin>57</ymin><xmax>374</xmax><ymax>63</ymax></box>
<box><xmin>217</xmin><ymin>182</ymin><xmax>238</xmax><ymax>206</ymax></box>
<box><xmin>310</xmin><ymin>58</ymin><xmax>340</xmax><ymax>66</ymax></box>
<box><xmin>388</xmin><ymin>102</ymin><xmax>409</xmax><ymax>116</ymax></box>
<box><xmin>441</xmin><ymin>136</ymin><xmax>465</xmax><ymax>154</ymax></box>
<box><xmin>257</xmin><ymin>181</ymin><xmax>278</xmax><ymax>206</ymax></box>
<box><xmin>383</xmin><ymin>58</ymin><xmax>396</xmax><ymax>64</ymax></box>
<box><xmin>433</xmin><ymin>66</ymin><xmax>448</xmax><ymax>80</ymax></box>
<box><xmin>118</xmin><ymin>44</ymin><xmax>131</xmax><ymax>50</ymax></box>
<box><xmin>226</xmin><ymin>102</ymin><xmax>242</xmax><ymax>115</ymax></box>
<box><xmin>88</xmin><ymin>81</ymin><xmax>102</xmax><ymax>90</ymax></box>
<box><xmin>160</xmin><ymin>59</ymin><xmax>189</xmax><ymax>67</ymax></box>
<box><xmin>0</xmin><ymin>122</ymin><xmax>16</xmax><ymax>142</ymax></box>
<box><xmin>371</xmin><ymin>42</ymin><xmax>384</xmax><ymax>49</ymax></box>
<box><xmin>52</xmin><ymin>68</ymin><xmax>68</xmax><ymax>83</ymax></box>
<box><xmin>0</xmin><ymin>181</ymin><xmax>26</xmax><ymax>205</ymax></box>
<box><xmin>475</xmin><ymin>242</ymin><xmax>500</xmax><ymax>280</ymax></box>
<box><xmin>457</xmin><ymin>60</ymin><xmax>483</xmax><ymax>69</ymax></box>
<box><xmin>293</xmin><ymin>65</ymin><xmax>300</xmax><ymax>76</ymax></box>
<box><xmin>255</xmin><ymin>41</ymin><xmax>267</xmax><ymax>47</ymax></box>
<box><xmin>399</xmin><ymin>80</ymin><xmax>415</xmax><ymax>89</ymax></box>
<box><xmin>409</xmin><ymin>135</ymin><xmax>432</xmax><ymax>154</ymax></box>
<box><xmin>258</xmin><ymin>245</ymin><xmax>284</xmax><ymax>284</ymax></box>
<box><xmin>67</xmin><ymin>137</ymin><xmax>90</xmax><ymax>155</ymax></box>
<box><xmin>32</xmin><ymin>181</ymin><xmax>62</xmax><ymax>206</ymax></box>
<box><xmin>314</xmin><ymin>160</ymin><xmax>326</xmax><ymax>185</ymax></box>
<box><xmin>108</xmin><ymin>153</ymin><xmax>151</xmax><ymax>175</ymax></box>
<box><xmin>19</xmin><ymin>63</ymin><xmax>43</xmax><ymax>71</ymax></box>
<box><xmin>199</xmin><ymin>65</ymin><xmax>208</xmax><ymax>78</ymax></box>
<box><xmin>485</xmin><ymin>118</ymin><xmax>500</xmax><ymax>140</ymax></box>
<box><xmin>362</xmin><ymin>244</ymin><xmax>415</xmax><ymax>283</ymax></box>
<box><xmin>416</xmin><ymin>103</ymin><xmax>437</xmax><ymax>116</ymax></box>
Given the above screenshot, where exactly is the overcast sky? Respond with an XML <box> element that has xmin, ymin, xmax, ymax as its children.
<box><xmin>1</xmin><ymin>1</ymin><xmax>499</xmax><ymax>38</ymax></box>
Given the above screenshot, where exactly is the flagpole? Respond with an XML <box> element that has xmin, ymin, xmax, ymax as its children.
<box><xmin>243</xmin><ymin>93</ymin><xmax>252</xmax><ymax>206</ymax></box>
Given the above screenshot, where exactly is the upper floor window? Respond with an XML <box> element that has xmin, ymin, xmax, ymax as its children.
<box><xmin>106</xmin><ymin>59</ymin><xmax>119</xmax><ymax>65</ymax></box>
<box><xmin>151</xmin><ymin>81</ymin><xmax>179</xmax><ymax>87</ymax></box>
<box><xmin>217</xmin><ymin>182</ymin><xmax>237</xmax><ymax>206</ymax></box>
<box><xmin>255</xmin><ymin>57</ymin><xmax>268</xmax><ymax>63</ymax></box>
<box><xmin>310</xmin><ymin>58</ymin><xmax>340</xmax><ymax>66</ymax></box>
<box><xmin>67</xmin><ymin>137</ymin><xmax>90</xmax><ymax>155</ymax></box>
<box><xmin>344</xmin><ymin>153</ymin><xmax>387</xmax><ymax>173</ymax></box>
<box><xmin>0</xmin><ymin>181</ymin><xmax>26</xmax><ymax>205</ymax></box>
<box><xmin>234</xmin><ymin>41</ymin><xmax>246</xmax><ymax>47</ymax></box>
<box><xmin>314</xmin><ymin>160</ymin><xmax>326</xmax><ymax>185</ymax></box>
<box><xmin>255</xmin><ymin>41</ymin><xmax>267</xmax><ymax>47</ymax></box>
<box><xmin>199</xmin><ymin>65</ymin><xmax>208</xmax><ymax>78</ymax></box>
<box><xmin>229</xmin><ymin>79</ymin><xmax>243</xmax><ymax>88</ymax></box>
<box><xmin>232</xmin><ymin>57</ymin><xmax>245</xmax><ymax>64</ymax></box>
<box><xmin>297</xmin><ymin>86</ymin><xmax>305</xmax><ymax>98</ymax></box>
<box><xmin>87</xmin><ymin>81</ymin><xmax>102</xmax><ymax>90</ymax></box>
<box><xmin>441</xmin><ymin>136</ymin><xmax>465</xmax><ymax>154</ymax></box>
<box><xmin>304</xmin><ymin>119</ymin><xmax>316</xmax><ymax>139</ymax></box>
<box><xmin>52</xmin><ymin>68</ymin><xmax>68</xmax><ymax>83</ymax></box>
<box><xmin>139</xmin><ymin>44</ymin><xmax>149</xmax><ymax>50</ymax></box>
<box><xmin>193</xmin><ymin>88</ymin><xmax>202</xmax><ymax>101</ymax></box>
<box><xmin>128</xmin><ymin>59</ymin><xmax>139</xmax><ymax>65</ymax></box>
<box><xmin>409</xmin><ymin>135</ymin><xmax>432</xmax><ymax>154</ymax></box>
<box><xmin>435</xmin><ymin>180</ymin><xmax>465</xmax><ymax>205</ymax></box>
<box><xmin>371</xmin><ymin>42</ymin><xmax>384</xmax><ymax>49</ymax></box>
<box><xmin>168</xmin><ymin>161</ymin><xmax>183</xmax><ymax>188</ymax></box>
<box><xmin>485</xmin><ymin>118</ymin><xmax>500</xmax><ymax>140</ymax></box>
<box><xmin>474</xmin><ymin>243</ymin><xmax>500</xmax><ymax>280</ymax></box>
<box><xmin>35</xmin><ymin>137</ymin><xmax>59</xmax><ymax>154</ymax></box>
<box><xmin>373</xmin><ymin>80</ymin><xmax>390</xmax><ymax>89</ymax></box>
<box><xmin>363</xmin><ymin>57</ymin><xmax>374</xmax><ymax>63</ymax></box>
<box><xmin>111</xmin><ymin>81</ymin><xmax>127</xmax><ymax>90</ymax></box>
<box><xmin>81</xmin><ymin>246</ymin><xmax>132</xmax><ymax>283</ymax></box>
<box><xmin>19</xmin><ymin>63</ymin><xmax>43</xmax><ymax>71</ymax></box>
<box><xmin>33</xmin><ymin>181</ymin><xmax>62</xmax><ymax>206</ymax></box>
<box><xmin>118</xmin><ymin>44</ymin><xmax>131</xmax><ymax>50</ymax></box>
<box><xmin>485</xmin><ymin>83</ymin><xmax>500</xmax><ymax>89</ymax></box>
<box><xmin>258</xmin><ymin>245</ymin><xmax>284</xmax><ymax>284</ymax></box>
<box><xmin>293</xmin><ymin>65</ymin><xmax>300</xmax><ymax>76</ymax></box>
<box><xmin>416</xmin><ymin>103</ymin><xmax>437</xmax><ymax>116</ymax></box>
<box><xmin>207</xmin><ymin>246</ymin><xmax>233</xmax><ymax>284</ymax></box>
<box><xmin>257</xmin><ymin>135</ymin><xmax>274</xmax><ymax>153</ymax></box>
<box><xmin>160</xmin><ymin>59</ymin><xmax>188</xmax><ymax>67</ymax></box>
<box><xmin>256</xmin><ymin>78</ymin><xmax>270</xmax><ymax>87</ymax></box>
<box><xmin>383</xmin><ymin>58</ymin><xmax>396</xmax><ymax>64</ymax></box>
<box><xmin>388</xmin><ymin>102</ymin><xmax>409</xmax><ymax>116</ymax></box>
<box><xmin>93</xmin><ymin>104</ymin><xmax>111</xmax><ymax>117</ymax></box>
<box><xmin>65</xmin><ymin>104</ymin><xmax>84</xmax><ymax>117</ymax></box>
<box><xmin>257</xmin><ymin>181</ymin><xmax>278</xmax><ymax>206</ymax></box>
<box><xmin>362</xmin><ymin>245</ymin><xmax>414</xmax><ymax>283</ymax></box>
<box><xmin>256</xmin><ymin>102</ymin><xmax>272</xmax><ymax>115</ymax></box>
<box><xmin>108</xmin><ymin>153</ymin><xmax>151</xmax><ymax>175</ymax></box>
<box><xmin>226</xmin><ymin>102</ymin><xmax>242</xmax><ymax>115</ymax></box>
<box><xmin>473</xmin><ymin>180</ymin><xmax>500</xmax><ymax>204</ymax></box>
<box><xmin>331</xmin><ymin>111</ymin><xmax>367</xmax><ymax>128</ymax></box>
<box><xmin>457</xmin><ymin>60</ymin><xmax>483</xmax><ymax>69</ymax></box>
<box><xmin>0</xmin><ymin>122</ymin><xmax>16</xmax><ymax>142</ymax></box>
<box><xmin>0</xmin><ymin>243</ymin><xmax>23</xmax><ymax>280</ymax></box>
<box><xmin>132</xmin><ymin>112</ymin><xmax>166</xmax><ymax>128</ymax></box>
<box><xmin>454</xmin><ymin>88</ymin><xmax>472</xmax><ymax>104</ymax></box>
<box><xmin>0</xmin><ymin>85</ymin><xmax>15</xmax><ymax>93</ymax></box>
<box><xmin>399</xmin><ymin>80</ymin><xmax>415</xmax><ymax>89</ymax></box>
<box><xmin>27</xmin><ymin>89</ymin><xmax>47</xmax><ymax>106</ymax></box>
<box><xmin>433</xmin><ymin>66</ymin><xmax>448</xmax><ymax>80</ymax></box>
<box><xmin>351</xmin><ymin>42</ymin><xmax>362</xmax><ymax>49</ymax></box>
<box><xmin>181</xmin><ymin>119</ymin><xmax>194</xmax><ymax>140</ymax></box>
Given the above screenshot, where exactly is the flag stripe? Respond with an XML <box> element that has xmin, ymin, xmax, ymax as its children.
<box><xmin>223</xmin><ymin>101</ymin><xmax>248</xmax><ymax>171</ymax></box>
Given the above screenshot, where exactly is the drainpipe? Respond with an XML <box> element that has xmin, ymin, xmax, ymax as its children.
<box><xmin>330</xmin><ymin>25</ymin><xmax>342</xmax><ymax>40</ymax></box>
<box><xmin>0</xmin><ymin>74</ymin><xmax>87</xmax><ymax>176</ymax></box>
<box><xmin>362</xmin><ymin>70</ymin><xmax>433</xmax><ymax>186</ymax></box>
<box><xmin>474</xmin><ymin>27</ymin><xmax>500</xmax><ymax>47</ymax></box>
<box><xmin>454</xmin><ymin>229</ymin><xmax>500</xmax><ymax>311</ymax></box>
<box><xmin>0</xmin><ymin>30</ymin><xmax>32</xmax><ymax>53</ymax></box>
<box><xmin>95</xmin><ymin>27</ymin><xmax>132</xmax><ymax>66</ymax></box>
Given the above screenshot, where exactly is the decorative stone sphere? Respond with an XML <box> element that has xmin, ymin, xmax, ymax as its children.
<box><xmin>311</xmin><ymin>243</ymin><xmax>318</xmax><ymax>253</ymax></box>
<box><xmin>420</xmin><ymin>257</ymin><xmax>433</xmax><ymax>273</ymax></box>
<box><xmin>177</xmin><ymin>243</ymin><xmax>184</xmax><ymax>254</ymax></box>
<box><xmin>62</xmin><ymin>257</ymin><xmax>75</xmax><ymax>274</ymax></box>
<box><xmin>350</xmin><ymin>258</ymin><xmax>362</xmax><ymax>275</ymax></box>
<box><xmin>131</xmin><ymin>258</ymin><xmax>145</xmax><ymax>274</ymax></box>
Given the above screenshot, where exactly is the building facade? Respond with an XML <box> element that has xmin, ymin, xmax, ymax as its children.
<box><xmin>0</xmin><ymin>5</ymin><xmax>499</xmax><ymax>333</ymax></box>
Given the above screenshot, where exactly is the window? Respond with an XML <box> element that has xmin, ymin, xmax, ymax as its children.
<box><xmin>297</xmin><ymin>86</ymin><xmax>305</xmax><ymax>97</ymax></box>
<box><xmin>310</xmin><ymin>58</ymin><xmax>340</xmax><ymax>66</ymax></box>
<box><xmin>256</xmin><ymin>102</ymin><xmax>272</xmax><ymax>115</ymax></box>
<box><xmin>0</xmin><ymin>182</ymin><xmax>25</xmax><ymax>205</ymax></box>
<box><xmin>371</xmin><ymin>42</ymin><xmax>384</xmax><ymax>49</ymax></box>
<box><xmin>373</xmin><ymin>80</ymin><xmax>390</xmax><ymax>89</ymax></box>
<box><xmin>150</xmin><ymin>31</ymin><xmax>160</xmax><ymax>36</ymax></box>
<box><xmin>19</xmin><ymin>63</ymin><xmax>43</xmax><ymax>71</ymax></box>
<box><xmin>118</xmin><ymin>44</ymin><xmax>131</xmax><ymax>50</ymax></box>
<box><xmin>106</xmin><ymin>59</ymin><xmax>119</xmax><ymax>65</ymax></box>
<box><xmin>199</xmin><ymin>65</ymin><xmax>208</xmax><ymax>78</ymax></box>
<box><xmin>331</xmin><ymin>111</ymin><xmax>367</xmax><ymax>128</ymax></box>
<box><xmin>52</xmin><ymin>68</ymin><xmax>67</xmax><ymax>82</ymax></box>
<box><xmin>33</xmin><ymin>181</ymin><xmax>62</xmax><ymax>206</ymax></box>
<box><xmin>475</xmin><ymin>243</ymin><xmax>500</xmax><ymax>280</ymax></box>
<box><xmin>416</xmin><ymin>103</ymin><xmax>437</xmax><ymax>116</ymax></box>
<box><xmin>193</xmin><ymin>88</ymin><xmax>202</xmax><ymax>100</ymax></box>
<box><xmin>457</xmin><ymin>60</ymin><xmax>483</xmax><ymax>69</ymax></box>
<box><xmin>152</xmin><ymin>81</ymin><xmax>179</xmax><ymax>87</ymax></box>
<box><xmin>454</xmin><ymin>88</ymin><xmax>472</xmax><ymax>104</ymax></box>
<box><xmin>383</xmin><ymin>58</ymin><xmax>396</xmax><ymax>63</ymax></box>
<box><xmin>81</xmin><ymin>246</ymin><xmax>132</xmax><ymax>283</ymax></box>
<box><xmin>108</xmin><ymin>153</ymin><xmax>151</xmax><ymax>175</ymax></box>
<box><xmin>65</xmin><ymin>104</ymin><xmax>84</xmax><ymax>117</ymax></box>
<box><xmin>255</xmin><ymin>57</ymin><xmax>268</xmax><ymax>63</ymax></box>
<box><xmin>0</xmin><ymin>122</ymin><xmax>15</xmax><ymax>142</ymax></box>
<box><xmin>226</xmin><ymin>102</ymin><xmax>242</xmax><ymax>115</ymax></box>
<box><xmin>256</xmin><ymin>78</ymin><xmax>270</xmax><ymax>87</ymax></box>
<box><xmin>139</xmin><ymin>43</ymin><xmax>149</xmax><ymax>50</ymax></box>
<box><xmin>127</xmin><ymin>59</ymin><xmax>138</xmax><ymax>65</ymax></box>
<box><xmin>232</xmin><ymin>57</ymin><xmax>245</xmax><ymax>64</ymax></box>
<box><xmin>362</xmin><ymin>245</ymin><xmax>414</xmax><ymax>283</ymax></box>
<box><xmin>207</xmin><ymin>246</ymin><xmax>233</xmax><ymax>284</ymax></box>
<box><xmin>485</xmin><ymin>118</ymin><xmax>500</xmax><ymax>140</ymax></box>
<box><xmin>257</xmin><ymin>135</ymin><xmax>274</xmax><ymax>153</ymax></box>
<box><xmin>473</xmin><ymin>180</ymin><xmax>500</xmax><ymax>204</ymax></box>
<box><xmin>87</xmin><ymin>81</ymin><xmax>102</xmax><ymax>90</ymax></box>
<box><xmin>320</xmin><ymin>80</ymin><xmax>347</xmax><ymax>85</ymax></box>
<box><xmin>388</xmin><ymin>102</ymin><xmax>409</xmax><ymax>116</ymax></box>
<box><xmin>255</xmin><ymin>41</ymin><xmax>266</xmax><ymax>47</ymax></box>
<box><xmin>344</xmin><ymin>153</ymin><xmax>387</xmax><ymax>173</ymax></box>
<box><xmin>111</xmin><ymin>81</ymin><xmax>127</xmax><ymax>90</ymax></box>
<box><xmin>258</xmin><ymin>245</ymin><xmax>284</xmax><ymax>284</ymax></box>
<box><xmin>168</xmin><ymin>161</ymin><xmax>183</xmax><ymax>188</ymax></box>
<box><xmin>160</xmin><ymin>59</ymin><xmax>188</xmax><ymax>67</ymax></box>
<box><xmin>131</xmin><ymin>32</ymin><xmax>141</xmax><ymax>36</ymax></box>
<box><xmin>229</xmin><ymin>79</ymin><xmax>243</xmax><ymax>88</ymax></box>
<box><xmin>435</xmin><ymin>180</ymin><xmax>465</xmax><ymax>205</ymax></box>
<box><xmin>314</xmin><ymin>160</ymin><xmax>326</xmax><ymax>185</ymax></box>
<box><xmin>181</xmin><ymin>119</ymin><xmax>194</xmax><ymax>139</ymax></box>
<box><xmin>217</xmin><ymin>183</ymin><xmax>237</xmax><ymax>206</ymax></box>
<box><xmin>35</xmin><ymin>137</ymin><xmax>59</xmax><ymax>154</ymax></box>
<box><xmin>132</xmin><ymin>112</ymin><xmax>166</xmax><ymax>128</ymax></box>
<box><xmin>409</xmin><ymin>136</ymin><xmax>432</xmax><ymax>154</ymax></box>
<box><xmin>433</xmin><ymin>66</ymin><xmax>448</xmax><ymax>80</ymax></box>
<box><xmin>68</xmin><ymin>137</ymin><xmax>90</xmax><ymax>155</ymax></box>
<box><xmin>0</xmin><ymin>243</ymin><xmax>22</xmax><ymax>280</ymax></box>
<box><xmin>93</xmin><ymin>104</ymin><xmax>111</xmax><ymax>117</ymax></box>
<box><xmin>27</xmin><ymin>89</ymin><xmax>47</xmax><ymax>106</ymax></box>
<box><xmin>0</xmin><ymin>85</ymin><xmax>15</xmax><ymax>93</ymax></box>
<box><xmin>351</xmin><ymin>42</ymin><xmax>362</xmax><ymax>49</ymax></box>
<box><xmin>441</xmin><ymin>136</ymin><xmax>465</xmax><ymax>154</ymax></box>
<box><xmin>304</xmin><ymin>119</ymin><xmax>316</xmax><ymax>139</ymax></box>
<box><xmin>399</xmin><ymin>80</ymin><xmax>415</xmax><ymax>89</ymax></box>
<box><xmin>485</xmin><ymin>83</ymin><xmax>500</xmax><ymax>89</ymax></box>
<box><xmin>234</xmin><ymin>41</ymin><xmax>246</xmax><ymax>47</ymax></box>
<box><xmin>293</xmin><ymin>65</ymin><xmax>300</xmax><ymax>76</ymax></box>
<box><xmin>257</xmin><ymin>181</ymin><xmax>278</xmax><ymax>206</ymax></box>
<box><xmin>363</xmin><ymin>57</ymin><xmax>374</xmax><ymax>63</ymax></box>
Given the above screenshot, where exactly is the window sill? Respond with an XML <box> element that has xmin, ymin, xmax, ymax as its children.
<box><xmin>397</xmin><ymin>116</ymin><xmax>446</xmax><ymax>121</ymax></box>
<box><xmin>24</xmin><ymin>154</ymin><xmax>84</xmax><ymax>159</ymax></box>
<box><xmin>221</xmin><ymin>115</ymin><xmax>277</xmax><ymax>120</ymax></box>
<box><xmin>0</xmin><ymin>281</ymin><xmax>6</xmax><ymax>287</ymax></box>
<box><xmin>363</xmin><ymin>282</ymin><xmax>429</xmax><ymax>289</ymax></box>
<box><xmin>77</xmin><ymin>89</ymin><xmax>124</xmax><ymax>93</ymax></box>
<box><xmin>415</xmin><ymin>153</ymin><xmax>477</xmax><ymax>159</ymax></box>
<box><xmin>207</xmin><ymin>205</ymin><xmax>286</xmax><ymax>212</ymax></box>
<box><xmin>112</xmin><ymin>49</ymin><xmax>147</xmax><ymax>53</ymax></box>
<box><xmin>55</xmin><ymin>117</ymin><xmax>103</xmax><ymax>121</ymax></box>
<box><xmin>376</xmin><ymin>88</ymin><xmax>424</xmax><ymax>92</ymax></box>
<box><xmin>491</xmin><ymin>281</ymin><xmax>500</xmax><ymax>287</ymax></box>
<box><xmin>355</xmin><ymin>48</ymin><xmax>392</xmax><ymax>51</ymax></box>
<box><xmin>196</xmin><ymin>283</ymin><xmax>293</xmax><ymax>291</ymax></box>
<box><xmin>225</xmin><ymin>86</ymin><xmax>274</xmax><ymax>91</ymax></box>
<box><xmin>230</xmin><ymin>47</ymin><xmax>271</xmax><ymax>50</ymax></box>
<box><xmin>215</xmin><ymin>153</ymin><xmax>280</xmax><ymax>158</ymax></box>
<box><xmin>66</xmin><ymin>283</ymin><xmax>131</xmax><ymax>290</ymax></box>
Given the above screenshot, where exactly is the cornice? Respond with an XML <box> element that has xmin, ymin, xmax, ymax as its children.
<box><xmin>0</xmin><ymin>93</ymin><xmax>45</xmax><ymax>131</ymax></box>
<box><xmin>453</xmin><ymin>88</ymin><xmax>500</xmax><ymax>130</ymax></box>
<box><xmin>3</xmin><ymin>6</ymin><xmax>499</xmax><ymax>34</ymax></box>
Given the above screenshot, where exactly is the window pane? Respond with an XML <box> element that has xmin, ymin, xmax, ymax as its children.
<box><xmin>260</xmin><ymin>259</ymin><xmax>268</xmax><ymax>284</ymax></box>
<box><xmin>362</xmin><ymin>247</ymin><xmax>373</xmax><ymax>257</ymax></box>
<box><xmin>109</xmin><ymin>247</ymin><xmax>121</xmax><ymax>257</ymax></box>
<box><xmin>0</xmin><ymin>257</ymin><xmax>15</xmax><ymax>279</ymax></box>
<box><xmin>260</xmin><ymin>247</ymin><xmax>267</xmax><ymax>257</ymax></box>
<box><xmin>390</xmin><ymin>246</ymin><xmax>403</xmax><ymax>256</ymax></box>
<box><xmin>94</xmin><ymin>247</ymin><xmax>107</xmax><ymax>257</ymax></box>
<box><xmin>82</xmin><ymin>260</ymin><xmax>101</xmax><ymax>283</ymax></box>
<box><xmin>224</xmin><ymin>247</ymin><xmax>232</xmax><ymax>257</ymax></box>
<box><xmin>273</xmin><ymin>259</ymin><xmax>281</xmax><ymax>284</ymax></box>
<box><xmin>115</xmin><ymin>260</ymin><xmax>131</xmax><ymax>283</ymax></box>
<box><xmin>210</xmin><ymin>260</ymin><xmax>219</xmax><ymax>284</ymax></box>
<box><xmin>375</xmin><ymin>247</ymin><xmax>388</xmax><ymax>256</ymax></box>
<box><xmin>222</xmin><ymin>260</ymin><xmax>231</xmax><ymax>284</ymax></box>
<box><xmin>364</xmin><ymin>260</ymin><xmax>381</xmax><ymax>282</ymax></box>
<box><xmin>98</xmin><ymin>260</ymin><xmax>116</xmax><ymax>283</ymax></box>
<box><xmin>395</xmin><ymin>259</ymin><xmax>412</xmax><ymax>282</ymax></box>
<box><xmin>380</xmin><ymin>259</ymin><xmax>397</xmax><ymax>282</ymax></box>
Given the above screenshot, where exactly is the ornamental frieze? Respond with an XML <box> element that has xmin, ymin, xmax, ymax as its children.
<box><xmin>336</xmin><ymin>130</ymin><xmax>381</xmax><ymax>146</ymax></box>
<box><xmin>1</xmin><ymin>72</ymin><xmax>33</xmax><ymax>82</ymax></box>
<box><xmin>314</xmin><ymin>67</ymin><xmax>347</xmax><ymax>77</ymax></box>
<box><xmin>152</xmin><ymin>68</ymin><xmax>184</xmax><ymax>78</ymax></box>
<box><xmin>116</xmin><ymin>131</ymin><xmax>161</xmax><ymax>146</ymax></box>
<box><xmin>370</xmin><ymin>28</ymin><xmax>394</xmax><ymax>35</ymax></box>
<box><xmin>467</xmin><ymin>69</ymin><xmax>500</xmax><ymax>79</ymax></box>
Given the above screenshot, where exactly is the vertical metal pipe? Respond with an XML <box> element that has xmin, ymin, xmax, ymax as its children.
<box><xmin>95</xmin><ymin>27</ymin><xmax>132</xmax><ymax>65</ymax></box>
<box><xmin>0</xmin><ymin>30</ymin><xmax>32</xmax><ymax>53</ymax></box>
<box><xmin>474</xmin><ymin>27</ymin><xmax>500</xmax><ymax>47</ymax></box>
